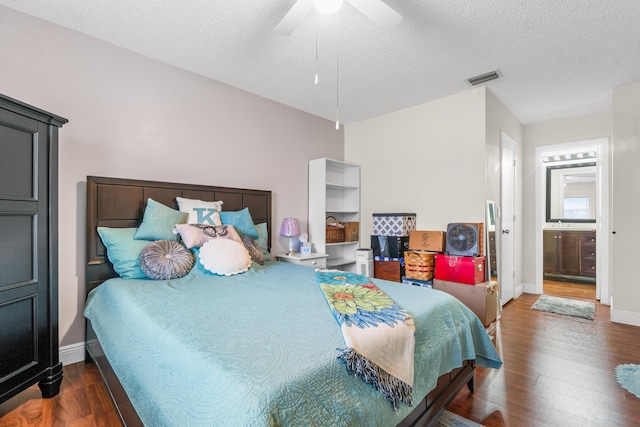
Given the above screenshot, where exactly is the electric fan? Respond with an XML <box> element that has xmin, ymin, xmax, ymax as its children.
<box><xmin>446</xmin><ymin>223</ymin><xmax>480</xmax><ymax>257</ymax></box>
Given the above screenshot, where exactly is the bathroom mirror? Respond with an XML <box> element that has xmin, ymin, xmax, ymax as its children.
<box><xmin>486</xmin><ymin>200</ymin><xmax>498</xmax><ymax>282</ymax></box>
<box><xmin>546</xmin><ymin>162</ymin><xmax>596</xmax><ymax>223</ymax></box>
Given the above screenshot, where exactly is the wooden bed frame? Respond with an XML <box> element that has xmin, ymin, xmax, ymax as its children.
<box><xmin>84</xmin><ymin>176</ymin><xmax>474</xmax><ymax>427</ymax></box>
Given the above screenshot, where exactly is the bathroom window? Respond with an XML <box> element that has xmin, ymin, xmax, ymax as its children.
<box><xmin>564</xmin><ymin>196</ymin><xmax>590</xmax><ymax>219</ymax></box>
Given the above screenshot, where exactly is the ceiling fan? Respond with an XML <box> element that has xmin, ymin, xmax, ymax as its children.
<box><xmin>274</xmin><ymin>0</ymin><xmax>402</xmax><ymax>36</ymax></box>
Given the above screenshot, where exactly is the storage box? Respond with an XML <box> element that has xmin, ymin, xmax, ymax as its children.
<box><xmin>373</xmin><ymin>258</ymin><xmax>404</xmax><ymax>282</ymax></box>
<box><xmin>373</xmin><ymin>213</ymin><xmax>416</xmax><ymax>236</ymax></box>
<box><xmin>402</xmin><ymin>276</ymin><xmax>433</xmax><ymax>288</ymax></box>
<box><xmin>404</xmin><ymin>250</ymin><xmax>436</xmax><ymax>281</ymax></box>
<box><xmin>409</xmin><ymin>230</ymin><xmax>446</xmax><ymax>252</ymax></box>
<box><xmin>343</xmin><ymin>222</ymin><xmax>360</xmax><ymax>242</ymax></box>
<box><xmin>434</xmin><ymin>254</ymin><xmax>486</xmax><ymax>285</ymax></box>
<box><xmin>433</xmin><ymin>279</ymin><xmax>498</xmax><ymax>326</ymax></box>
<box><xmin>371</xmin><ymin>235</ymin><xmax>409</xmax><ymax>258</ymax></box>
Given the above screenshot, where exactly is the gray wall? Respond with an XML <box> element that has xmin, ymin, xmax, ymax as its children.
<box><xmin>0</xmin><ymin>6</ymin><xmax>344</xmax><ymax>348</ymax></box>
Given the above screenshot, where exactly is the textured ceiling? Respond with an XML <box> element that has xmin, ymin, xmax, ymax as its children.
<box><xmin>1</xmin><ymin>0</ymin><xmax>639</xmax><ymax>125</ymax></box>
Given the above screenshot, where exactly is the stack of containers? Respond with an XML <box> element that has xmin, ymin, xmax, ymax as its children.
<box><xmin>402</xmin><ymin>230</ymin><xmax>447</xmax><ymax>288</ymax></box>
<box><xmin>371</xmin><ymin>213</ymin><xmax>416</xmax><ymax>282</ymax></box>
<box><xmin>432</xmin><ymin>222</ymin><xmax>498</xmax><ymax>329</ymax></box>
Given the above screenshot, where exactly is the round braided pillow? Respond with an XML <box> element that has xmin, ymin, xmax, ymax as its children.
<box><xmin>140</xmin><ymin>240</ymin><xmax>194</xmax><ymax>280</ymax></box>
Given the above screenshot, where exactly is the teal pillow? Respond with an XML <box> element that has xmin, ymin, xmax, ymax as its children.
<box><xmin>97</xmin><ymin>227</ymin><xmax>148</xmax><ymax>279</ymax></box>
<box><xmin>220</xmin><ymin>208</ymin><xmax>259</xmax><ymax>239</ymax></box>
<box><xmin>134</xmin><ymin>198</ymin><xmax>188</xmax><ymax>241</ymax></box>
<box><xmin>255</xmin><ymin>222</ymin><xmax>272</xmax><ymax>261</ymax></box>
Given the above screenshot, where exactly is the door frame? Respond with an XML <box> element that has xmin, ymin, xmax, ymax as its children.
<box><xmin>534</xmin><ymin>138</ymin><xmax>610</xmax><ymax>303</ymax></box>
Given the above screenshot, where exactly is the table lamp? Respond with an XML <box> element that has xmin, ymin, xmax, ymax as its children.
<box><xmin>280</xmin><ymin>218</ymin><xmax>300</xmax><ymax>256</ymax></box>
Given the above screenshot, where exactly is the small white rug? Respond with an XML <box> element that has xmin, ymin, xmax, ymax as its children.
<box><xmin>531</xmin><ymin>294</ymin><xmax>595</xmax><ymax>320</ymax></box>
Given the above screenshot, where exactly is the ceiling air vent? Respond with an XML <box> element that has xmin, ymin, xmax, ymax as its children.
<box><xmin>466</xmin><ymin>70</ymin><xmax>502</xmax><ymax>86</ymax></box>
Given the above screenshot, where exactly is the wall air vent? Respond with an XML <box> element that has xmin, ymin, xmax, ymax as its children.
<box><xmin>466</xmin><ymin>69</ymin><xmax>502</xmax><ymax>86</ymax></box>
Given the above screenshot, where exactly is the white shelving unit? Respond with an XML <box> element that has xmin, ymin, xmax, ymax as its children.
<box><xmin>309</xmin><ymin>158</ymin><xmax>360</xmax><ymax>272</ymax></box>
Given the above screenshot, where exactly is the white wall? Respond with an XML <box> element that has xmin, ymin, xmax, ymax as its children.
<box><xmin>522</xmin><ymin>113</ymin><xmax>611</xmax><ymax>286</ymax></box>
<box><xmin>611</xmin><ymin>82</ymin><xmax>640</xmax><ymax>325</ymax></box>
<box><xmin>0</xmin><ymin>6</ymin><xmax>344</xmax><ymax>349</ymax></box>
<box><xmin>345</xmin><ymin>88</ymin><xmax>524</xmax><ymax>301</ymax></box>
<box><xmin>344</xmin><ymin>88</ymin><xmax>487</xmax><ymax>245</ymax></box>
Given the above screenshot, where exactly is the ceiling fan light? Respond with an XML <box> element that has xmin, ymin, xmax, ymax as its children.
<box><xmin>313</xmin><ymin>0</ymin><xmax>343</xmax><ymax>14</ymax></box>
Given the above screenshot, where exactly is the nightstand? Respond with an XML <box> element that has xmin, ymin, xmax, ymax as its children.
<box><xmin>276</xmin><ymin>253</ymin><xmax>328</xmax><ymax>268</ymax></box>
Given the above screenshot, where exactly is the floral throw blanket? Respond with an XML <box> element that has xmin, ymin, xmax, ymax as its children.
<box><xmin>316</xmin><ymin>270</ymin><xmax>416</xmax><ymax>410</ymax></box>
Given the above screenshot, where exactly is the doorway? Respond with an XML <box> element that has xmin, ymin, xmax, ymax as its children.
<box><xmin>534</xmin><ymin>138</ymin><xmax>610</xmax><ymax>304</ymax></box>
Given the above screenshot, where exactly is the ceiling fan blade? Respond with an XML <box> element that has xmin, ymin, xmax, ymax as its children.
<box><xmin>345</xmin><ymin>0</ymin><xmax>402</xmax><ymax>29</ymax></box>
<box><xmin>274</xmin><ymin>0</ymin><xmax>314</xmax><ymax>36</ymax></box>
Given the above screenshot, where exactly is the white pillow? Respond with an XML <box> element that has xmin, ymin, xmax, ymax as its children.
<box><xmin>199</xmin><ymin>238</ymin><xmax>251</xmax><ymax>276</ymax></box>
<box><xmin>176</xmin><ymin>197</ymin><xmax>223</xmax><ymax>225</ymax></box>
<box><xmin>174</xmin><ymin>223</ymin><xmax>242</xmax><ymax>249</ymax></box>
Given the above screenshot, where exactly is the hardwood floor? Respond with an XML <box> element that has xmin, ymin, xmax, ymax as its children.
<box><xmin>449</xmin><ymin>280</ymin><xmax>640</xmax><ymax>426</ymax></box>
<box><xmin>0</xmin><ymin>362</ymin><xmax>121</xmax><ymax>427</ymax></box>
<box><xmin>1</xmin><ymin>280</ymin><xmax>639</xmax><ymax>426</ymax></box>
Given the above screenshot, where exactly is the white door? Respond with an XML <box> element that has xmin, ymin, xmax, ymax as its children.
<box><xmin>500</xmin><ymin>132</ymin><xmax>516</xmax><ymax>305</ymax></box>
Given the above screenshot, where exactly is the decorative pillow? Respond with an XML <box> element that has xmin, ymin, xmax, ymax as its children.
<box><xmin>220</xmin><ymin>207</ymin><xmax>259</xmax><ymax>239</ymax></box>
<box><xmin>134</xmin><ymin>198</ymin><xmax>189</xmax><ymax>241</ymax></box>
<box><xmin>97</xmin><ymin>227</ymin><xmax>148</xmax><ymax>279</ymax></box>
<box><xmin>174</xmin><ymin>223</ymin><xmax>242</xmax><ymax>249</ymax></box>
<box><xmin>242</xmin><ymin>235</ymin><xmax>265</xmax><ymax>265</ymax></box>
<box><xmin>255</xmin><ymin>222</ymin><xmax>272</xmax><ymax>261</ymax></box>
<box><xmin>139</xmin><ymin>240</ymin><xmax>194</xmax><ymax>280</ymax></box>
<box><xmin>176</xmin><ymin>197</ymin><xmax>223</xmax><ymax>225</ymax></box>
<box><xmin>198</xmin><ymin>238</ymin><xmax>251</xmax><ymax>276</ymax></box>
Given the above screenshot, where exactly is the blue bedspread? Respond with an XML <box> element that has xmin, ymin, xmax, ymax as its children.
<box><xmin>84</xmin><ymin>260</ymin><xmax>501</xmax><ymax>426</ymax></box>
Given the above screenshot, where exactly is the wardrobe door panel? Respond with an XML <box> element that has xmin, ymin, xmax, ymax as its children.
<box><xmin>0</xmin><ymin>94</ymin><xmax>67</xmax><ymax>404</ymax></box>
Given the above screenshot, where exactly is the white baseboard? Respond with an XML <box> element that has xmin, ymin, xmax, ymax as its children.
<box><xmin>522</xmin><ymin>282</ymin><xmax>539</xmax><ymax>294</ymax></box>
<box><xmin>59</xmin><ymin>342</ymin><xmax>85</xmax><ymax>366</ymax></box>
<box><xmin>610</xmin><ymin>308</ymin><xmax>640</xmax><ymax>327</ymax></box>
<box><xmin>514</xmin><ymin>283</ymin><xmax>525</xmax><ymax>298</ymax></box>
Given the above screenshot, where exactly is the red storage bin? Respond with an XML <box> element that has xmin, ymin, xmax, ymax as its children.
<box><xmin>435</xmin><ymin>254</ymin><xmax>486</xmax><ymax>285</ymax></box>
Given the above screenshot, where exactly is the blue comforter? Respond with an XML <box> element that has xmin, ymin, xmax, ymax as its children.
<box><xmin>84</xmin><ymin>260</ymin><xmax>501</xmax><ymax>426</ymax></box>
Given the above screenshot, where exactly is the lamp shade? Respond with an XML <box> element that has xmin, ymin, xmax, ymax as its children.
<box><xmin>280</xmin><ymin>218</ymin><xmax>300</xmax><ymax>237</ymax></box>
<box><xmin>313</xmin><ymin>0</ymin><xmax>343</xmax><ymax>14</ymax></box>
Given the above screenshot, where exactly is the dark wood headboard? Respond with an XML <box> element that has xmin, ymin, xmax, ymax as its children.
<box><xmin>86</xmin><ymin>176</ymin><xmax>272</xmax><ymax>291</ymax></box>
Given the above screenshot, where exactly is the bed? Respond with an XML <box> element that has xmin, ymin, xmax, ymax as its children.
<box><xmin>84</xmin><ymin>176</ymin><xmax>501</xmax><ymax>427</ymax></box>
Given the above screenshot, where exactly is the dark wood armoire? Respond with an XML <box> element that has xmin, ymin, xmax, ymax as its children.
<box><xmin>0</xmin><ymin>94</ymin><xmax>68</xmax><ymax>403</ymax></box>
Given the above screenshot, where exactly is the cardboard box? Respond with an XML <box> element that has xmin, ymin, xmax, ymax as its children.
<box><xmin>373</xmin><ymin>258</ymin><xmax>404</xmax><ymax>282</ymax></box>
<box><xmin>371</xmin><ymin>235</ymin><xmax>409</xmax><ymax>258</ymax></box>
<box><xmin>435</xmin><ymin>254</ymin><xmax>486</xmax><ymax>284</ymax></box>
<box><xmin>433</xmin><ymin>279</ymin><xmax>498</xmax><ymax>326</ymax></box>
<box><xmin>343</xmin><ymin>222</ymin><xmax>360</xmax><ymax>242</ymax></box>
<box><xmin>373</xmin><ymin>213</ymin><xmax>416</xmax><ymax>236</ymax></box>
<box><xmin>466</xmin><ymin>222</ymin><xmax>484</xmax><ymax>256</ymax></box>
<box><xmin>409</xmin><ymin>230</ymin><xmax>446</xmax><ymax>252</ymax></box>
